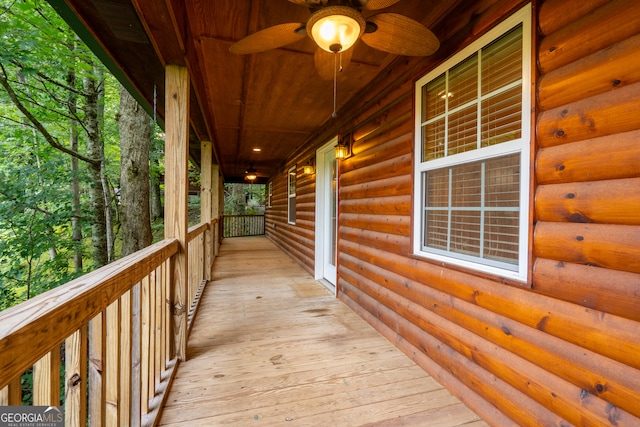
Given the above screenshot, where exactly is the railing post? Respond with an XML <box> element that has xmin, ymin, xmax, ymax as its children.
<box><xmin>201</xmin><ymin>140</ymin><xmax>213</xmax><ymax>281</ymax></box>
<box><xmin>164</xmin><ymin>64</ymin><xmax>190</xmax><ymax>362</ymax></box>
<box><xmin>212</xmin><ymin>165</ymin><xmax>221</xmax><ymax>256</ymax></box>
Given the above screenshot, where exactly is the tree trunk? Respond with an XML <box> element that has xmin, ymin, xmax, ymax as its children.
<box><xmin>118</xmin><ymin>85</ymin><xmax>152</xmax><ymax>426</ymax></box>
<box><xmin>149</xmin><ymin>157</ymin><xmax>163</xmax><ymax>221</ymax></box>
<box><xmin>118</xmin><ymin>85</ymin><xmax>152</xmax><ymax>255</ymax></box>
<box><xmin>96</xmin><ymin>67</ymin><xmax>116</xmax><ymax>263</ymax></box>
<box><xmin>67</xmin><ymin>65</ymin><xmax>83</xmax><ymax>273</ymax></box>
<box><xmin>84</xmin><ymin>66</ymin><xmax>108</xmax><ymax>268</ymax></box>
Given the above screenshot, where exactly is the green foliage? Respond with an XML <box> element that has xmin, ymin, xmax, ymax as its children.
<box><xmin>0</xmin><ymin>0</ymin><xmax>125</xmax><ymax>309</ymax></box>
<box><xmin>224</xmin><ymin>183</ymin><xmax>266</xmax><ymax>215</ymax></box>
<box><xmin>0</xmin><ymin>132</ymin><xmax>80</xmax><ymax>309</ymax></box>
<box><xmin>0</xmin><ymin>0</ymin><xmax>167</xmax><ymax>311</ymax></box>
<box><xmin>150</xmin><ymin>124</ymin><xmax>165</xmax><ymax>182</ymax></box>
<box><xmin>21</xmin><ymin>369</ymin><xmax>33</xmax><ymax>406</ymax></box>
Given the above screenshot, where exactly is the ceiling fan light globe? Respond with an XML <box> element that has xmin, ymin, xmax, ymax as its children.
<box><xmin>245</xmin><ymin>164</ymin><xmax>257</xmax><ymax>181</ymax></box>
<box><xmin>308</xmin><ymin>6</ymin><xmax>365</xmax><ymax>53</ymax></box>
<box><xmin>313</xmin><ymin>15</ymin><xmax>358</xmax><ymax>52</ymax></box>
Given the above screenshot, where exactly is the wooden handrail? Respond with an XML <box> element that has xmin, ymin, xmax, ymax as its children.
<box><xmin>187</xmin><ymin>222</ymin><xmax>208</xmax><ymax>243</ymax></box>
<box><xmin>0</xmin><ymin>218</ymin><xmax>218</xmax><ymax>426</ymax></box>
<box><xmin>0</xmin><ymin>238</ymin><xmax>179</xmax><ymax>388</ymax></box>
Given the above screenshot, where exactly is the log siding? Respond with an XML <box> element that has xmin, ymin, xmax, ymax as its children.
<box><xmin>266</xmin><ymin>162</ymin><xmax>316</xmax><ymax>274</ymax></box>
<box><xmin>265</xmin><ymin>0</ymin><xmax>640</xmax><ymax>424</ymax></box>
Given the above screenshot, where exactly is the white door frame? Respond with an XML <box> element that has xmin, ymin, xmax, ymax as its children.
<box><xmin>314</xmin><ymin>137</ymin><xmax>338</xmax><ymax>294</ymax></box>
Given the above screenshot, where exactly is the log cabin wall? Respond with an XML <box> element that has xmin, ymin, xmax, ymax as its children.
<box><xmin>265</xmin><ymin>155</ymin><xmax>317</xmax><ymax>275</ymax></box>
<box><xmin>266</xmin><ymin>0</ymin><xmax>640</xmax><ymax>424</ymax></box>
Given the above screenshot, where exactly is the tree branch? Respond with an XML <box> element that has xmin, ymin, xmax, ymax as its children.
<box><xmin>12</xmin><ymin>84</ymin><xmax>86</xmax><ymax>130</ymax></box>
<box><xmin>10</xmin><ymin>59</ymin><xmax>87</xmax><ymax>96</ymax></box>
<box><xmin>0</xmin><ymin>63</ymin><xmax>100</xmax><ymax>167</ymax></box>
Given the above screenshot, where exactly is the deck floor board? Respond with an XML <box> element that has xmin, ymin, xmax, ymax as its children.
<box><xmin>159</xmin><ymin>236</ymin><xmax>487</xmax><ymax>426</ymax></box>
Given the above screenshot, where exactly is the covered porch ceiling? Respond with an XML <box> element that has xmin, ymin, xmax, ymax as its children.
<box><xmin>49</xmin><ymin>0</ymin><xmax>466</xmax><ymax>182</ymax></box>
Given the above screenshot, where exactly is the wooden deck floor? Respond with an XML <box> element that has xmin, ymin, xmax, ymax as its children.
<box><xmin>159</xmin><ymin>236</ymin><xmax>488</xmax><ymax>427</ymax></box>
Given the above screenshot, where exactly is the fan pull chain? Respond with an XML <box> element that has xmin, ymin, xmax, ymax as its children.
<box><xmin>332</xmin><ymin>53</ymin><xmax>338</xmax><ymax>118</ymax></box>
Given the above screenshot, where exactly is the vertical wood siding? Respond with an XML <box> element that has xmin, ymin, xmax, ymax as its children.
<box><xmin>266</xmin><ymin>0</ymin><xmax>640</xmax><ymax>424</ymax></box>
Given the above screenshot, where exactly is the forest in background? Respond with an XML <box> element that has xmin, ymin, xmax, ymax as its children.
<box><xmin>224</xmin><ymin>183</ymin><xmax>265</xmax><ymax>216</ymax></box>
<box><xmin>0</xmin><ymin>1</ymin><xmax>268</xmax><ymax>313</ymax></box>
<box><xmin>0</xmin><ymin>0</ymin><xmax>169</xmax><ymax>311</ymax></box>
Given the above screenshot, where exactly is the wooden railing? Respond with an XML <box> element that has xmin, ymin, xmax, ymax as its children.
<box><xmin>223</xmin><ymin>214</ymin><xmax>265</xmax><ymax>237</ymax></box>
<box><xmin>186</xmin><ymin>220</ymin><xmax>217</xmax><ymax>331</ymax></box>
<box><xmin>0</xmin><ymin>218</ymin><xmax>218</xmax><ymax>427</ymax></box>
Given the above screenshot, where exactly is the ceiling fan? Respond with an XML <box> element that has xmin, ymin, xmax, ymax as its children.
<box><xmin>229</xmin><ymin>0</ymin><xmax>440</xmax><ymax>80</ymax></box>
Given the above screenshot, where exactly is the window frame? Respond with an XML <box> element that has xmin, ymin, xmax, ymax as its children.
<box><xmin>267</xmin><ymin>181</ymin><xmax>273</xmax><ymax>208</ymax></box>
<box><xmin>287</xmin><ymin>165</ymin><xmax>296</xmax><ymax>224</ymax></box>
<box><xmin>413</xmin><ymin>4</ymin><xmax>532</xmax><ymax>282</ymax></box>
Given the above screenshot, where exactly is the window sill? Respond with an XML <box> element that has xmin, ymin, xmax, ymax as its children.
<box><xmin>408</xmin><ymin>252</ymin><xmax>533</xmax><ymax>289</ymax></box>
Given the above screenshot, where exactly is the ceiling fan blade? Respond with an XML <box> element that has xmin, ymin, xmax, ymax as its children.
<box><xmin>288</xmin><ymin>0</ymin><xmax>327</xmax><ymax>6</ymax></box>
<box><xmin>361</xmin><ymin>13</ymin><xmax>440</xmax><ymax>56</ymax></box>
<box><xmin>229</xmin><ymin>23</ymin><xmax>306</xmax><ymax>54</ymax></box>
<box><xmin>363</xmin><ymin>0</ymin><xmax>401</xmax><ymax>10</ymax></box>
<box><xmin>314</xmin><ymin>47</ymin><xmax>353</xmax><ymax>80</ymax></box>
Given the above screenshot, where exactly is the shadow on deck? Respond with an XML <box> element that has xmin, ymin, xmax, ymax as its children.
<box><xmin>159</xmin><ymin>236</ymin><xmax>487</xmax><ymax>426</ymax></box>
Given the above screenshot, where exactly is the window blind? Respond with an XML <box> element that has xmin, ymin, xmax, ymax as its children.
<box><xmin>419</xmin><ymin>23</ymin><xmax>524</xmax><ymax>271</ymax></box>
<box><xmin>424</xmin><ymin>153</ymin><xmax>520</xmax><ymax>266</ymax></box>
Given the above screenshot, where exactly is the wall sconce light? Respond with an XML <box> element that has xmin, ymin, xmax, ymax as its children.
<box><xmin>244</xmin><ymin>163</ymin><xmax>257</xmax><ymax>182</ymax></box>
<box><xmin>335</xmin><ymin>133</ymin><xmax>353</xmax><ymax>160</ymax></box>
<box><xmin>303</xmin><ymin>158</ymin><xmax>315</xmax><ymax>175</ymax></box>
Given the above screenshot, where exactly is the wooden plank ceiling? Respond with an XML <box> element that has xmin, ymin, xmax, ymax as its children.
<box><xmin>56</xmin><ymin>0</ymin><xmax>461</xmax><ymax>182</ymax></box>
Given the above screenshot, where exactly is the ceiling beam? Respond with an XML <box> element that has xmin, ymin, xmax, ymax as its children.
<box><xmin>130</xmin><ymin>0</ymin><xmax>184</xmax><ymax>66</ymax></box>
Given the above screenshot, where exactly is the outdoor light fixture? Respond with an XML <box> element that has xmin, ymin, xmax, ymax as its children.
<box><xmin>303</xmin><ymin>158</ymin><xmax>315</xmax><ymax>175</ymax></box>
<box><xmin>335</xmin><ymin>133</ymin><xmax>353</xmax><ymax>160</ymax></box>
<box><xmin>245</xmin><ymin>164</ymin><xmax>257</xmax><ymax>182</ymax></box>
<box><xmin>308</xmin><ymin>6</ymin><xmax>365</xmax><ymax>53</ymax></box>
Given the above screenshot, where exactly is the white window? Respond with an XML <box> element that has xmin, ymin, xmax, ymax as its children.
<box><xmin>413</xmin><ymin>5</ymin><xmax>531</xmax><ymax>281</ymax></box>
<box><xmin>288</xmin><ymin>166</ymin><xmax>296</xmax><ymax>224</ymax></box>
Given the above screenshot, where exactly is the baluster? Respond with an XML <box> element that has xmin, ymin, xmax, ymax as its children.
<box><xmin>154</xmin><ymin>269</ymin><xmax>162</xmax><ymax>392</ymax></box>
<box><xmin>131</xmin><ymin>282</ymin><xmax>142</xmax><ymax>424</ymax></box>
<box><xmin>105</xmin><ymin>300</ymin><xmax>120</xmax><ymax>426</ymax></box>
<box><xmin>34</xmin><ymin>348</ymin><xmax>61</xmax><ymax>406</ymax></box>
<box><xmin>149</xmin><ymin>270</ymin><xmax>157</xmax><ymax>404</ymax></box>
<box><xmin>141</xmin><ymin>275</ymin><xmax>151</xmax><ymax>416</ymax></box>
<box><xmin>120</xmin><ymin>290</ymin><xmax>132</xmax><ymax>424</ymax></box>
<box><xmin>0</xmin><ymin>377</ymin><xmax>22</xmax><ymax>406</ymax></box>
<box><xmin>65</xmin><ymin>327</ymin><xmax>87</xmax><ymax>427</ymax></box>
<box><xmin>160</xmin><ymin>263</ymin><xmax>167</xmax><ymax>374</ymax></box>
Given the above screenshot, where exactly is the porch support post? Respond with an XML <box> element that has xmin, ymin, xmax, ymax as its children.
<box><xmin>164</xmin><ymin>65</ymin><xmax>189</xmax><ymax>361</ymax></box>
<box><xmin>212</xmin><ymin>164</ymin><xmax>221</xmax><ymax>256</ymax></box>
<box><xmin>201</xmin><ymin>140</ymin><xmax>213</xmax><ymax>280</ymax></box>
